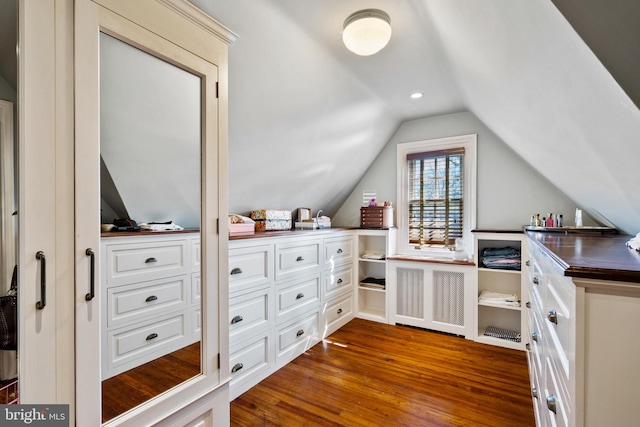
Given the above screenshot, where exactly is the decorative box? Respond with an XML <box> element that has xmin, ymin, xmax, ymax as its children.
<box><xmin>360</xmin><ymin>206</ymin><xmax>394</xmax><ymax>228</ymax></box>
<box><xmin>229</xmin><ymin>223</ymin><xmax>255</xmax><ymax>237</ymax></box>
<box><xmin>250</xmin><ymin>209</ymin><xmax>292</xmax><ymax>231</ymax></box>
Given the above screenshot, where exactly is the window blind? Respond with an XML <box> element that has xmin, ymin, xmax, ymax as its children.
<box><xmin>407</xmin><ymin>148</ymin><xmax>464</xmax><ymax>248</ymax></box>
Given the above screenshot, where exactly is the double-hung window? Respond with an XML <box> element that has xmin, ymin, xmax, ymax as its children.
<box><xmin>397</xmin><ymin>134</ymin><xmax>476</xmax><ymax>255</ymax></box>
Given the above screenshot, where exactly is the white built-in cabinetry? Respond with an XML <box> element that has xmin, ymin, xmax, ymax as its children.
<box><xmin>474</xmin><ymin>232</ymin><xmax>528</xmax><ymax>350</ymax></box>
<box><xmin>100</xmin><ymin>232</ymin><xmax>201</xmax><ymax>379</ymax></box>
<box><xmin>228</xmin><ymin>230</ymin><xmax>355</xmax><ymax>400</ymax></box>
<box><xmin>355</xmin><ymin>228</ymin><xmax>396</xmax><ymax>323</ymax></box>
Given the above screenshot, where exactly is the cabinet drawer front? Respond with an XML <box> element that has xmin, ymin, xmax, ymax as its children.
<box><xmin>191</xmin><ymin>272</ymin><xmax>201</xmax><ymax>305</ymax></box>
<box><xmin>229</xmin><ymin>245</ymin><xmax>273</xmax><ymax>294</ymax></box>
<box><xmin>276</xmin><ymin>277</ymin><xmax>320</xmax><ymax>324</ymax></box>
<box><xmin>107</xmin><ymin>313</ymin><xmax>187</xmax><ymax>370</ymax></box>
<box><xmin>229</xmin><ymin>289</ymin><xmax>270</xmax><ymax>341</ymax></box>
<box><xmin>276</xmin><ymin>241</ymin><xmax>320</xmax><ymax>280</ymax></box>
<box><xmin>545</xmin><ymin>277</ymin><xmax>574</xmax><ymax>377</ymax></box>
<box><xmin>229</xmin><ymin>334</ymin><xmax>269</xmax><ymax>382</ymax></box>
<box><xmin>324</xmin><ymin>265</ymin><xmax>353</xmax><ymax>300</ymax></box>
<box><xmin>324</xmin><ymin>236</ymin><xmax>353</xmax><ymax>267</ymax></box>
<box><xmin>277</xmin><ymin>312</ymin><xmax>319</xmax><ymax>353</ymax></box>
<box><xmin>325</xmin><ymin>293</ymin><xmax>354</xmax><ymax>327</ymax></box>
<box><xmin>107</xmin><ymin>276</ymin><xmax>188</xmax><ymax>327</ymax></box>
<box><xmin>106</xmin><ymin>240</ymin><xmax>188</xmax><ymax>285</ymax></box>
<box><xmin>544</xmin><ymin>357</ymin><xmax>569</xmax><ymax>427</ymax></box>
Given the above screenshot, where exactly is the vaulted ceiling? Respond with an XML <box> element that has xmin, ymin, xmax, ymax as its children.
<box><xmin>198</xmin><ymin>0</ymin><xmax>639</xmax><ymax>234</ymax></box>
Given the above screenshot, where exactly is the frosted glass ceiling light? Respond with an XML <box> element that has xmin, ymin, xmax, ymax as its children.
<box><xmin>342</xmin><ymin>9</ymin><xmax>392</xmax><ymax>56</ymax></box>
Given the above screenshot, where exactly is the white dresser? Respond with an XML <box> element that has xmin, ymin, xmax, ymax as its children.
<box><xmin>526</xmin><ymin>231</ymin><xmax>640</xmax><ymax>427</ymax></box>
<box><xmin>101</xmin><ymin>232</ymin><xmax>201</xmax><ymax>379</ymax></box>
<box><xmin>228</xmin><ymin>229</ymin><xmax>355</xmax><ymax>400</ymax></box>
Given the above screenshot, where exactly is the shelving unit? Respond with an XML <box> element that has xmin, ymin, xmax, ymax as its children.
<box><xmin>474</xmin><ymin>232</ymin><xmax>527</xmax><ymax>350</ymax></box>
<box><xmin>356</xmin><ymin>228</ymin><xmax>396</xmax><ymax>323</ymax></box>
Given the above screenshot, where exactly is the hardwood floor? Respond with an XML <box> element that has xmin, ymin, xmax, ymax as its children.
<box><xmin>231</xmin><ymin>319</ymin><xmax>535</xmax><ymax>426</ymax></box>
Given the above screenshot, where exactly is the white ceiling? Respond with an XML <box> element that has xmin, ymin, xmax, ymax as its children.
<box><xmin>197</xmin><ymin>0</ymin><xmax>640</xmax><ymax>234</ymax></box>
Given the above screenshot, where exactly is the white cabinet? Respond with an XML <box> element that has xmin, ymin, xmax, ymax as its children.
<box><xmin>228</xmin><ymin>230</ymin><xmax>355</xmax><ymax>400</ymax></box>
<box><xmin>101</xmin><ymin>233</ymin><xmax>201</xmax><ymax>379</ymax></box>
<box><xmin>355</xmin><ymin>229</ymin><xmax>396</xmax><ymax>323</ymax></box>
<box><xmin>387</xmin><ymin>260</ymin><xmax>475</xmax><ymax>338</ymax></box>
<box><xmin>474</xmin><ymin>232</ymin><xmax>528</xmax><ymax>350</ymax></box>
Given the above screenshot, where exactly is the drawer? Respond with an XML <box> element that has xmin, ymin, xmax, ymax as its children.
<box><xmin>323</xmin><ymin>236</ymin><xmax>353</xmax><ymax>267</ymax></box>
<box><xmin>529</xmin><ymin>310</ymin><xmax>544</xmax><ymax>380</ymax></box>
<box><xmin>107</xmin><ymin>276</ymin><xmax>188</xmax><ymax>327</ymax></box>
<box><xmin>275</xmin><ymin>277</ymin><xmax>320</xmax><ymax>324</ymax></box>
<box><xmin>544</xmin><ymin>357</ymin><xmax>569</xmax><ymax>427</ymax></box>
<box><xmin>105</xmin><ymin>239</ymin><xmax>188</xmax><ymax>285</ymax></box>
<box><xmin>191</xmin><ymin>272</ymin><xmax>201</xmax><ymax>305</ymax></box>
<box><xmin>277</xmin><ymin>312</ymin><xmax>319</xmax><ymax>361</ymax></box>
<box><xmin>229</xmin><ymin>288</ymin><xmax>270</xmax><ymax>342</ymax></box>
<box><xmin>324</xmin><ymin>293</ymin><xmax>353</xmax><ymax>334</ymax></box>
<box><xmin>105</xmin><ymin>312</ymin><xmax>188</xmax><ymax>376</ymax></box>
<box><xmin>275</xmin><ymin>240</ymin><xmax>320</xmax><ymax>281</ymax></box>
<box><xmin>544</xmin><ymin>276</ymin><xmax>574</xmax><ymax>377</ymax></box>
<box><xmin>192</xmin><ymin>305</ymin><xmax>201</xmax><ymax>339</ymax></box>
<box><xmin>229</xmin><ymin>244</ymin><xmax>274</xmax><ymax>294</ymax></box>
<box><xmin>192</xmin><ymin>238</ymin><xmax>201</xmax><ymax>269</ymax></box>
<box><xmin>324</xmin><ymin>264</ymin><xmax>354</xmax><ymax>300</ymax></box>
<box><xmin>229</xmin><ymin>332</ymin><xmax>270</xmax><ymax>384</ymax></box>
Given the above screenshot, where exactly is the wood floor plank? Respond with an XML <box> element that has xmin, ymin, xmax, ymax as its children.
<box><xmin>231</xmin><ymin>318</ymin><xmax>534</xmax><ymax>426</ymax></box>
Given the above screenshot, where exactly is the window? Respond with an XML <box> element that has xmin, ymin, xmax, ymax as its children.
<box><xmin>397</xmin><ymin>134</ymin><xmax>476</xmax><ymax>254</ymax></box>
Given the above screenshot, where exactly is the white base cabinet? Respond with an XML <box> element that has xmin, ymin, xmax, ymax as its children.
<box><xmin>228</xmin><ymin>230</ymin><xmax>355</xmax><ymax>400</ymax></box>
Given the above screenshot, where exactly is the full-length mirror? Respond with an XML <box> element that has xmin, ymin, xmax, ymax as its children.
<box><xmin>99</xmin><ymin>33</ymin><xmax>202</xmax><ymax>422</ymax></box>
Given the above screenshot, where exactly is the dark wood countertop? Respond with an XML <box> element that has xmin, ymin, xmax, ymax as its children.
<box><xmin>229</xmin><ymin>227</ymin><xmax>354</xmax><ymax>241</ymax></box>
<box><xmin>527</xmin><ymin>231</ymin><xmax>640</xmax><ymax>284</ymax></box>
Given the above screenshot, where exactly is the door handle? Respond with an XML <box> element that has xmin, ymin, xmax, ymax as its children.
<box><xmin>85</xmin><ymin>248</ymin><xmax>96</xmax><ymax>301</ymax></box>
<box><xmin>36</xmin><ymin>251</ymin><xmax>46</xmax><ymax>310</ymax></box>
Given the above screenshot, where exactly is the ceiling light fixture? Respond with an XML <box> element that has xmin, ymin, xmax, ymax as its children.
<box><xmin>342</xmin><ymin>9</ymin><xmax>392</xmax><ymax>56</ymax></box>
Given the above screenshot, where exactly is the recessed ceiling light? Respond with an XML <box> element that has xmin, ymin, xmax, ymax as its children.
<box><xmin>410</xmin><ymin>92</ymin><xmax>423</xmax><ymax>99</ymax></box>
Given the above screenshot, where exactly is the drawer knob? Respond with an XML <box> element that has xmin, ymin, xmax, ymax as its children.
<box><xmin>296</xmin><ymin>329</ymin><xmax>305</xmax><ymax>337</ymax></box>
<box><xmin>230</xmin><ymin>267</ymin><xmax>242</xmax><ymax>275</ymax></box>
<box><xmin>526</xmin><ymin>343</ymin><xmax>530</xmax><ymax>351</ymax></box>
<box><xmin>337</xmin><ymin>248</ymin><xmax>343</xmax><ymax>254</ymax></box>
<box><xmin>337</xmin><ymin>308</ymin><xmax>343</xmax><ymax>314</ymax></box>
<box><xmin>547</xmin><ymin>395</ymin><xmax>557</xmax><ymax>414</ymax></box>
<box><xmin>296</xmin><ymin>292</ymin><xmax>305</xmax><ymax>300</ymax></box>
<box><xmin>145</xmin><ymin>257</ymin><xmax>157</xmax><ymax>264</ymax></box>
<box><xmin>532</xmin><ymin>387</ymin><xmax>539</xmax><ymax>399</ymax></box>
<box><xmin>532</xmin><ymin>276</ymin><xmax>539</xmax><ymax>285</ymax></box>
<box><xmin>145</xmin><ymin>295</ymin><xmax>158</xmax><ymax>303</ymax></box>
<box><xmin>531</xmin><ymin>331</ymin><xmax>539</xmax><ymax>342</ymax></box>
<box><xmin>231</xmin><ymin>315</ymin><xmax>244</xmax><ymax>324</ymax></box>
<box><xmin>337</xmin><ymin>278</ymin><xmax>343</xmax><ymax>284</ymax></box>
<box><xmin>146</xmin><ymin>333</ymin><xmax>158</xmax><ymax>341</ymax></box>
<box><xmin>231</xmin><ymin>363</ymin><xmax>243</xmax><ymax>373</ymax></box>
<box><xmin>296</xmin><ymin>256</ymin><xmax>304</xmax><ymax>262</ymax></box>
<box><xmin>526</xmin><ymin>260</ymin><xmax>531</xmax><ymax>267</ymax></box>
<box><xmin>526</xmin><ymin>301</ymin><xmax>531</xmax><ymax>309</ymax></box>
<box><xmin>547</xmin><ymin>309</ymin><xmax>558</xmax><ymax>325</ymax></box>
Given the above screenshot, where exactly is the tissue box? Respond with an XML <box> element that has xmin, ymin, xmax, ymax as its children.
<box><xmin>250</xmin><ymin>209</ymin><xmax>292</xmax><ymax>231</ymax></box>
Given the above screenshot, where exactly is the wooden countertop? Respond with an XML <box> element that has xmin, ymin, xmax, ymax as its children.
<box><xmin>527</xmin><ymin>231</ymin><xmax>640</xmax><ymax>283</ymax></box>
<box><xmin>229</xmin><ymin>227</ymin><xmax>354</xmax><ymax>241</ymax></box>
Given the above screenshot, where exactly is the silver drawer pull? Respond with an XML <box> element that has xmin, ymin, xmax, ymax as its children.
<box><xmin>296</xmin><ymin>256</ymin><xmax>304</xmax><ymax>262</ymax></box>
<box><xmin>526</xmin><ymin>343</ymin><xmax>530</xmax><ymax>351</ymax></box>
<box><xmin>231</xmin><ymin>315</ymin><xmax>244</xmax><ymax>324</ymax></box>
<box><xmin>337</xmin><ymin>308</ymin><xmax>343</xmax><ymax>314</ymax></box>
<box><xmin>531</xmin><ymin>331</ymin><xmax>539</xmax><ymax>342</ymax></box>
<box><xmin>526</xmin><ymin>301</ymin><xmax>531</xmax><ymax>309</ymax></box>
<box><xmin>337</xmin><ymin>278</ymin><xmax>343</xmax><ymax>284</ymax></box>
<box><xmin>231</xmin><ymin>363</ymin><xmax>243</xmax><ymax>373</ymax></box>
<box><xmin>296</xmin><ymin>293</ymin><xmax>304</xmax><ymax>300</ymax></box>
<box><xmin>145</xmin><ymin>257</ymin><xmax>157</xmax><ymax>264</ymax></box>
<box><xmin>547</xmin><ymin>309</ymin><xmax>558</xmax><ymax>324</ymax></box>
<box><xmin>230</xmin><ymin>267</ymin><xmax>242</xmax><ymax>275</ymax></box>
<box><xmin>146</xmin><ymin>333</ymin><xmax>158</xmax><ymax>341</ymax></box>
<box><xmin>526</xmin><ymin>260</ymin><xmax>531</xmax><ymax>267</ymax></box>
<box><xmin>145</xmin><ymin>295</ymin><xmax>158</xmax><ymax>303</ymax></box>
<box><xmin>532</xmin><ymin>276</ymin><xmax>539</xmax><ymax>285</ymax></box>
<box><xmin>337</xmin><ymin>248</ymin><xmax>343</xmax><ymax>254</ymax></box>
<box><xmin>296</xmin><ymin>329</ymin><xmax>305</xmax><ymax>337</ymax></box>
<box><xmin>532</xmin><ymin>387</ymin><xmax>539</xmax><ymax>399</ymax></box>
<box><xmin>547</xmin><ymin>395</ymin><xmax>557</xmax><ymax>414</ymax></box>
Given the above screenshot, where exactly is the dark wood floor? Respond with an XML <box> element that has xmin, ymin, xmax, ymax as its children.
<box><xmin>101</xmin><ymin>342</ymin><xmax>200</xmax><ymax>423</ymax></box>
<box><xmin>231</xmin><ymin>318</ymin><xmax>535</xmax><ymax>426</ymax></box>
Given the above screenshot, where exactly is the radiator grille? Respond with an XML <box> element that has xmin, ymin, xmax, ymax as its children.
<box><xmin>432</xmin><ymin>270</ymin><xmax>465</xmax><ymax>326</ymax></box>
<box><xmin>396</xmin><ymin>268</ymin><xmax>424</xmax><ymax>319</ymax></box>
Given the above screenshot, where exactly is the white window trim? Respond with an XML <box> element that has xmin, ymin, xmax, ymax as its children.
<box><xmin>396</xmin><ymin>134</ymin><xmax>477</xmax><ymax>256</ymax></box>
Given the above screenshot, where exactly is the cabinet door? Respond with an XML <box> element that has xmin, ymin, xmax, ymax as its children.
<box><xmin>18</xmin><ymin>0</ymin><xmax>75</xmax><ymax>408</ymax></box>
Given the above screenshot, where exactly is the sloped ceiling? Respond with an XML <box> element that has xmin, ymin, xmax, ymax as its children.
<box><xmin>197</xmin><ymin>0</ymin><xmax>640</xmax><ymax>234</ymax></box>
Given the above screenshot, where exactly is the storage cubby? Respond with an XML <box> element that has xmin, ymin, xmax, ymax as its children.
<box><xmin>474</xmin><ymin>232</ymin><xmax>527</xmax><ymax>350</ymax></box>
<box><xmin>356</xmin><ymin>228</ymin><xmax>396</xmax><ymax>323</ymax></box>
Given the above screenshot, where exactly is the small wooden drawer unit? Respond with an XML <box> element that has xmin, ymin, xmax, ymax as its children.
<box><xmin>360</xmin><ymin>206</ymin><xmax>393</xmax><ymax>228</ymax></box>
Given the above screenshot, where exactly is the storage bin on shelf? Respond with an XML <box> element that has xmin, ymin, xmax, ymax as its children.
<box><xmin>250</xmin><ymin>209</ymin><xmax>292</xmax><ymax>231</ymax></box>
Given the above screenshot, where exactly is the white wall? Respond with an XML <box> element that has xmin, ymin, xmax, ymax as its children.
<box><xmin>333</xmin><ymin>111</ymin><xmax>593</xmax><ymax>229</ymax></box>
